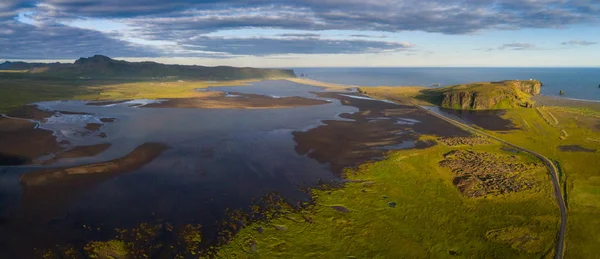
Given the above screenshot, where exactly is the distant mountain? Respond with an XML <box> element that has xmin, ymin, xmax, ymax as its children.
<box><xmin>1</xmin><ymin>55</ymin><xmax>296</xmax><ymax>80</ymax></box>
<box><xmin>0</xmin><ymin>61</ymin><xmax>60</xmax><ymax>70</ymax></box>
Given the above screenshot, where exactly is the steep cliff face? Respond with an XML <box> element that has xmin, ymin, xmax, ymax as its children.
<box><xmin>506</xmin><ymin>80</ymin><xmax>542</xmax><ymax>95</ymax></box>
<box><xmin>433</xmin><ymin>80</ymin><xmax>542</xmax><ymax>110</ymax></box>
<box><xmin>440</xmin><ymin>91</ymin><xmax>513</xmax><ymax>110</ymax></box>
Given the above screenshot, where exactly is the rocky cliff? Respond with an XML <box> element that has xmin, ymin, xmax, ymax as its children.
<box><xmin>431</xmin><ymin>80</ymin><xmax>542</xmax><ymax>110</ymax></box>
<box><xmin>506</xmin><ymin>80</ymin><xmax>542</xmax><ymax>95</ymax></box>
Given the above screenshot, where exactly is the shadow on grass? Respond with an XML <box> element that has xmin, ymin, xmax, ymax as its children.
<box><xmin>414</xmin><ymin>88</ymin><xmax>443</xmax><ymax>106</ymax></box>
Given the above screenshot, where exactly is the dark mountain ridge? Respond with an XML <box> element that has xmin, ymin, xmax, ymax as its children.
<box><xmin>1</xmin><ymin>55</ymin><xmax>296</xmax><ymax>80</ymax></box>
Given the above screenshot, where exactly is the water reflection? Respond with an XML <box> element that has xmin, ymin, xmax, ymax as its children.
<box><xmin>0</xmin><ymin>81</ymin><xmax>356</xmax><ymax>255</ymax></box>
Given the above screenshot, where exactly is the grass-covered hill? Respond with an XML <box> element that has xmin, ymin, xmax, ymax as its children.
<box><xmin>423</xmin><ymin>80</ymin><xmax>542</xmax><ymax>110</ymax></box>
<box><xmin>360</xmin><ymin>80</ymin><xmax>542</xmax><ymax>110</ymax></box>
<box><xmin>0</xmin><ymin>55</ymin><xmax>296</xmax><ymax>80</ymax></box>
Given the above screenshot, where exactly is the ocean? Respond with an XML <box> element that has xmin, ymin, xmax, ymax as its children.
<box><xmin>292</xmin><ymin>67</ymin><xmax>600</xmax><ymax>101</ymax></box>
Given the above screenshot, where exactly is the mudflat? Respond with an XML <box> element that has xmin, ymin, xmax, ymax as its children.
<box><xmin>532</xmin><ymin>95</ymin><xmax>600</xmax><ymax>109</ymax></box>
<box><xmin>42</xmin><ymin>143</ymin><xmax>112</xmax><ymax>165</ymax></box>
<box><xmin>5</xmin><ymin>105</ymin><xmax>54</xmax><ymax>120</ymax></box>
<box><xmin>293</xmin><ymin>92</ymin><xmax>469</xmax><ymax>173</ymax></box>
<box><xmin>0</xmin><ymin>116</ymin><xmax>61</xmax><ymax>165</ymax></box>
<box><xmin>21</xmin><ymin>143</ymin><xmax>169</xmax><ymax>186</ymax></box>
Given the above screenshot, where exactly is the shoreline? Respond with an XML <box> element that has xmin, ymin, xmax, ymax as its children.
<box><xmin>292</xmin><ymin>78</ymin><xmax>600</xmax><ymax>109</ymax></box>
<box><xmin>532</xmin><ymin>95</ymin><xmax>600</xmax><ymax>109</ymax></box>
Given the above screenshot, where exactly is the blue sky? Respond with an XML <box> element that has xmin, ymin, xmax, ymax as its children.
<box><xmin>1</xmin><ymin>0</ymin><xmax>599</xmax><ymax>67</ymax></box>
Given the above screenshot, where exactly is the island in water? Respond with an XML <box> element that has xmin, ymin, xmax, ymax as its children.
<box><xmin>0</xmin><ymin>56</ymin><xmax>599</xmax><ymax>259</ymax></box>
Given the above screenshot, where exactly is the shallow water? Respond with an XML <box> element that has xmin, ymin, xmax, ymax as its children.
<box><xmin>0</xmin><ymin>80</ymin><xmax>446</xmax><ymax>256</ymax></box>
<box><xmin>0</xmin><ymin>80</ymin><xmax>360</xmax><ymax>253</ymax></box>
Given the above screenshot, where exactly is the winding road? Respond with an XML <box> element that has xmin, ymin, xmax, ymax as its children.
<box><xmin>418</xmin><ymin>106</ymin><xmax>567</xmax><ymax>259</ymax></box>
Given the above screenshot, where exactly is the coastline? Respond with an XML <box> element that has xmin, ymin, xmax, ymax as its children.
<box><xmin>1</xmin><ymin>77</ymin><xmax>596</xmax><ymax>258</ymax></box>
<box><xmin>532</xmin><ymin>95</ymin><xmax>600</xmax><ymax>109</ymax></box>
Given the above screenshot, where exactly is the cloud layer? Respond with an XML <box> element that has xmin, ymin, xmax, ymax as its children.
<box><xmin>0</xmin><ymin>20</ymin><xmax>158</xmax><ymax>59</ymax></box>
<box><xmin>562</xmin><ymin>40</ymin><xmax>597</xmax><ymax>46</ymax></box>
<box><xmin>1</xmin><ymin>0</ymin><xmax>600</xmax><ymax>59</ymax></box>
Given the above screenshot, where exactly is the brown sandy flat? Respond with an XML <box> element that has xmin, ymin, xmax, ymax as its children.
<box><xmin>87</xmin><ymin>100</ymin><xmax>131</xmax><ymax>106</ymax></box>
<box><xmin>58</xmin><ymin>110</ymin><xmax>92</xmax><ymax>115</ymax></box>
<box><xmin>84</xmin><ymin>123</ymin><xmax>102</xmax><ymax>131</ymax></box>
<box><xmin>0</xmin><ymin>117</ymin><xmax>61</xmax><ymax>166</ymax></box>
<box><xmin>21</xmin><ymin>143</ymin><xmax>169</xmax><ymax>187</ymax></box>
<box><xmin>145</xmin><ymin>92</ymin><xmax>328</xmax><ymax>109</ymax></box>
<box><xmin>5</xmin><ymin>105</ymin><xmax>54</xmax><ymax>120</ymax></box>
<box><xmin>42</xmin><ymin>143</ymin><xmax>112</xmax><ymax>165</ymax></box>
<box><xmin>0</xmin><ymin>116</ymin><xmax>35</xmax><ymax>131</ymax></box>
<box><xmin>293</xmin><ymin>92</ymin><xmax>469</xmax><ymax>174</ymax></box>
<box><xmin>100</xmin><ymin>118</ymin><xmax>117</xmax><ymax>123</ymax></box>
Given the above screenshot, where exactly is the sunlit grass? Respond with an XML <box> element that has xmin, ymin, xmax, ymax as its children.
<box><xmin>0</xmin><ymin>78</ymin><xmax>258</xmax><ymax>112</ymax></box>
<box><xmin>218</xmin><ymin>142</ymin><xmax>558</xmax><ymax>258</ymax></box>
<box><xmin>0</xmin><ymin>70</ymin><xmax>29</xmax><ymax>73</ymax></box>
<box><xmin>476</xmin><ymin>107</ymin><xmax>600</xmax><ymax>258</ymax></box>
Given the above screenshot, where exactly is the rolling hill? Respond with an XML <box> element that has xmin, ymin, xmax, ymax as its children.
<box><xmin>0</xmin><ymin>55</ymin><xmax>296</xmax><ymax>80</ymax></box>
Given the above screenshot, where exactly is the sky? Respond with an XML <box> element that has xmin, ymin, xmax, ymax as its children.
<box><xmin>0</xmin><ymin>0</ymin><xmax>599</xmax><ymax>67</ymax></box>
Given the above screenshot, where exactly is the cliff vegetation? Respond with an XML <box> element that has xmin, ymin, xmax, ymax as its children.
<box><xmin>424</xmin><ymin>80</ymin><xmax>542</xmax><ymax>110</ymax></box>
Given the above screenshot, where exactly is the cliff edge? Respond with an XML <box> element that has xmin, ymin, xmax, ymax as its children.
<box><xmin>423</xmin><ymin>80</ymin><xmax>542</xmax><ymax>110</ymax></box>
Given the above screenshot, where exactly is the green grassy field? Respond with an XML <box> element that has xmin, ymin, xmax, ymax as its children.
<box><xmin>480</xmin><ymin>107</ymin><xmax>600</xmax><ymax>258</ymax></box>
<box><xmin>0</xmin><ymin>79</ymin><xmax>91</xmax><ymax>112</ymax></box>
<box><xmin>0</xmin><ymin>78</ymin><xmax>256</xmax><ymax>113</ymax></box>
<box><xmin>360</xmin><ymin>85</ymin><xmax>600</xmax><ymax>258</ymax></box>
<box><xmin>0</xmin><ymin>70</ymin><xmax>29</xmax><ymax>73</ymax></box>
<box><xmin>217</xmin><ymin>140</ymin><xmax>559</xmax><ymax>258</ymax></box>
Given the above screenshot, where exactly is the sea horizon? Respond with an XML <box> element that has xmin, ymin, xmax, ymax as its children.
<box><xmin>290</xmin><ymin>67</ymin><xmax>600</xmax><ymax>102</ymax></box>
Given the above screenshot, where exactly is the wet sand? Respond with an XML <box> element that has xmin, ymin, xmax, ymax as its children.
<box><xmin>285</xmin><ymin>78</ymin><xmax>357</xmax><ymax>91</ymax></box>
<box><xmin>532</xmin><ymin>95</ymin><xmax>600</xmax><ymax>109</ymax></box>
<box><xmin>21</xmin><ymin>143</ymin><xmax>169</xmax><ymax>186</ymax></box>
<box><xmin>87</xmin><ymin>100</ymin><xmax>131</xmax><ymax>106</ymax></box>
<box><xmin>5</xmin><ymin>105</ymin><xmax>54</xmax><ymax>120</ymax></box>
<box><xmin>146</xmin><ymin>92</ymin><xmax>328</xmax><ymax>109</ymax></box>
<box><xmin>0</xmin><ymin>116</ymin><xmax>61</xmax><ymax>166</ymax></box>
<box><xmin>294</xmin><ymin>92</ymin><xmax>469</xmax><ymax>174</ymax></box>
<box><xmin>84</xmin><ymin>122</ymin><xmax>102</xmax><ymax>131</ymax></box>
<box><xmin>0</xmin><ymin>111</ymin><xmax>112</xmax><ymax>166</ymax></box>
<box><xmin>42</xmin><ymin>143</ymin><xmax>112</xmax><ymax>165</ymax></box>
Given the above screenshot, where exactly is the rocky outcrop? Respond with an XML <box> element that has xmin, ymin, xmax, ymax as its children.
<box><xmin>439</xmin><ymin>150</ymin><xmax>540</xmax><ymax>198</ymax></box>
<box><xmin>440</xmin><ymin>91</ymin><xmax>512</xmax><ymax>110</ymax></box>
<box><xmin>434</xmin><ymin>80</ymin><xmax>542</xmax><ymax>110</ymax></box>
<box><xmin>505</xmin><ymin>80</ymin><xmax>542</xmax><ymax>95</ymax></box>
